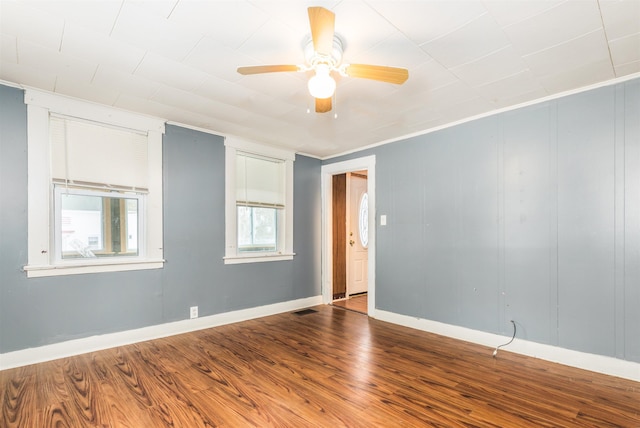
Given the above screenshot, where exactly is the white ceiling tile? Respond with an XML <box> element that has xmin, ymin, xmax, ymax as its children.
<box><xmin>61</xmin><ymin>23</ymin><xmax>146</xmax><ymax>74</ymax></box>
<box><xmin>18</xmin><ymin>39</ymin><xmax>98</xmax><ymax>83</ymax></box>
<box><xmin>172</xmin><ymin>111</ymin><xmax>230</xmax><ymax>132</ymax></box>
<box><xmin>369</xmin><ymin>120</ymin><xmax>411</xmax><ymax>140</ymax></box>
<box><xmin>451</xmin><ymin>45</ymin><xmax>529</xmax><ymax>87</ymax></box>
<box><xmin>195</xmin><ymin>75</ymin><xmax>252</xmax><ymax>105</ymax></box>
<box><xmin>615</xmin><ymin>60</ymin><xmax>640</xmax><ymax>76</ymax></box>
<box><xmin>134</xmin><ymin>52</ymin><xmax>209</xmax><ymax>92</ymax></box>
<box><xmin>349</xmin><ymin>31</ymin><xmax>430</xmax><ymax>70</ymax></box>
<box><xmin>236</xmin><ymin>113</ymin><xmax>296</xmax><ymax>137</ymax></box>
<box><xmin>336</xmin><ymin>76</ymin><xmax>399</xmax><ymax>107</ymax></box>
<box><xmin>404</xmin><ymin>116</ymin><xmax>450</xmax><ymax>136</ymax></box>
<box><xmin>367</xmin><ymin>1</ymin><xmax>487</xmax><ymax>45</ymax></box>
<box><xmin>420</xmin><ymin>13</ymin><xmax>511</xmax><ymax>68</ymax></box>
<box><xmin>1</xmin><ymin>34</ymin><xmax>18</xmax><ymax>64</ymax></box>
<box><xmin>419</xmin><ymin>80</ymin><xmax>480</xmax><ymax>110</ymax></box>
<box><xmin>438</xmin><ymin>96</ymin><xmax>497</xmax><ymax>122</ymax></box>
<box><xmin>402</xmin><ymin>59</ymin><xmax>459</xmax><ymax>92</ymax></box>
<box><xmin>54</xmin><ymin>76</ymin><xmax>121</xmax><ymax>106</ymax></box>
<box><xmin>217</xmin><ymin>87</ymin><xmax>300</xmax><ymax>118</ymax></box>
<box><xmin>0</xmin><ymin>2</ymin><xmax>64</xmax><ymax>50</ymax></box>
<box><xmin>599</xmin><ymin>0</ymin><xmax>640</xmax><ymax>40</ymax></box>
<box><xmin>475</xmin><ymin>70</ymin><xmax>547</xmax><ymax>105</ymax></box>
<box><xmin>150</xmin><ymin>84</ymin><xmax>251</xmax><ymax>124</ymax></box>
<box><xmin>609</xmin><ymin>33</ymin><xmax>640</xmax><ymax>67</ymax></box>
<box><xmin>129</xmin><ymin>0</ymin><xmax>179</xmax><ymax>20</ymax></box>
<box><xmin>539</xmin><ymin>58</ymin><xmax>615</xmax><ymax>93</ymax></box>
<box><xmin>495</xmin><ymin>87</ymin><xmax>549</xmax><ymax>109</ymax></box>
<box><xmin>523</xmin><ymin>29</ymin><xmax>611</xmax><ymax>77</ymax></box>
<box><xmin>11</xmin><ymin>0</ymin><xmax>122</xmax><ymax>35</ymax></box>
<box><xmin>114</xmin><ymin>93</ymin><xmax>175</xmax><ymax>119</ymax></box>
<box><xmin>169</xmin><ymin>1</ymin><xmax>268</xmax><ymax>49</ymax></box>
<box><xmin>248</xmin><ymin>1</ymin><xmax>333</xmax><ymax>36</ymax></box>
<box><xmin>0</xmin><ymin>61</ymin><xmax>56</xmax><ymax>91</ymax></box>
<box><xmin>236</xmin><ymin>18</ymin><xmax>304</xmax><ymax>64</ymax></box>
<box><xmin>502</xmin><ymin>1</ymin><xmax>603</xmax><ymax>55</ymax></box>
<box><xmin>237</xmin><ymin>71</ymin><xmax>305</xmax><ymax>98</ymax></box>
<box><xmin>184</xmin><ymin>37</ymin><xmax>261</xmax><ymax>82</ymax></box>
<box><xmin>387</xmin><ymin>105</ymin><xmax>444</xmax><ymax>129</ymax></box>
<box><xmin>332</xmin><ymin>0</ymin><xmax>399</xmax><ymax>58</ymax></box>
<box><xmin>201</xmin><ymin>77</ymin><xmax>308</xmax><ymax>116</ymax></box>
<box><xmin>92</xmin><ymin>66</ymin><xmax>161</xmax><ymax>100</ymax></box>
<box><xmin>483</xmin><ymin>0</ymin><xmax>564</xmax><ymax>27</ymax></box>
<box><xmin>111</xmin><ymin>1</ymin><xmax>202</xmax><ymax>61</ymax></box>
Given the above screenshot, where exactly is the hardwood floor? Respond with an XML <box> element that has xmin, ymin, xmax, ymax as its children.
<box><xmin>2</xmin><ymin>305</ymin><xmax>639</xmax><ymax>427</ymax></box>
<box><xmin>332</xmin><ymin>293</ymin><xmax>367</xmax><ymax>313</ymax></box>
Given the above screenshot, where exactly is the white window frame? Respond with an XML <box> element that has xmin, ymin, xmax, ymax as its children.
<box><xmin>23</xmin><ymin>89</ymin><xmax>165</xmax><ymax>277</ymax></box>
<box><xmin>224</xmin><ymin>137</ymin><xmax>295</xmax><ymax>264</ymax></box>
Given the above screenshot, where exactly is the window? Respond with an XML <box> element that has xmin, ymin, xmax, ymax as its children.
<box><xmin>54</xmin><ymin>187</ymin><xmax>143</xmax><ymax>260</ymax></box>
<box><xmin>225</xmin><ymin>138</ymin><xmax>294</xmax><ymax>264</ymax></box>
<box><xmin>24</xmin><ymin>89</ymin><xmax>165</xmax><ymax>277</ymax></box>
<box><xmin>237</xmin><ymin>206</ymin><xmax>278</xmax><ymax>253</ymax></box>
<box><xmin>359</xmin><ymin>192</ymin><xmax>369</xmax><ymax>248</ymax></box>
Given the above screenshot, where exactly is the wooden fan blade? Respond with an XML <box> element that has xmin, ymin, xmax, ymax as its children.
<box><xmin>237</xmin><ymin>65</ymin><xmax>299</xmax><ymax>75</ymax></box>
<box><xmin>315</xmin><ymin>97</ymin><xmax>332</xmax><ymax>113</ymax></box>
<box><xmin>308</xmin><ymin>7</ymin><xmax>335</xmax><ymax>56</ymax></box>
<box><xmin>345</xmin><ymin>64</ymin><xmax>409</xmax><ymax>84</ymax></box>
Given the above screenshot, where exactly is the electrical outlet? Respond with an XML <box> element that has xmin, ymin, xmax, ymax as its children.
<box><xmin>190</xmin><ymin>306</ymin><xmax>198</xmax><ymax>319</ymax></box>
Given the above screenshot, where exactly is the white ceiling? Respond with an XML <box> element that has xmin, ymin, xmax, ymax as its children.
<box><xmin>1</xmin><ymin>0</ymin><xmax>639</xmax><ymax>158</ymax></box>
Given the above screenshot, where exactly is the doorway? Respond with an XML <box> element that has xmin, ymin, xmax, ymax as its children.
<box><xmin>330</xmin><ymin>171</ymin><xmax>368</xmax><ymax>313</ymax></box>
<box><xmin>321</xmin><ymin>156</ymin><xmax>376</xmax><ymax>316</ymax></box>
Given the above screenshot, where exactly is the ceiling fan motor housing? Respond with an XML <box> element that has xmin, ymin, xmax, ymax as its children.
<box><xmin>304</xmin><ymin>35</ymin><xmax>344</xmax><ymax>70</ymax></box>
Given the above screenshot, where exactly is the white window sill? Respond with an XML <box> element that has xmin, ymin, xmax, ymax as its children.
<box><xmin>23</xmin><ymin>259</ymin><xmax>165</xmax><ymax>278</ymax></box>
<box><xmin>223</xmin><ymin>253</ymin><xmax>295</xmax><ymax>265</ymax></box>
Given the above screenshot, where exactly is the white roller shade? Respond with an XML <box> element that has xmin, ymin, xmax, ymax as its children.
<box><xmin>236</xmin><ymin>152</ymin><xmax>285</xmax><ymax>207</ymax></box>
<box><xmin>50</xmin><ymin>115</ymin><xmax>149</xmax><ymax>190</ymax></box>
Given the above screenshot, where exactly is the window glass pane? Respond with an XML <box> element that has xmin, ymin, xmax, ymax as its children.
<box><xmin>60</xmin><ymin>193</ymin><xmax>103</xmax><ymax>257</ymax></box>
<box><xmin>237</xmin><ymin>206</ymin><xmax>252</xmax><ymax>248</ymax></box>
<box><xmin>59</xmin><ymin>192</ymin><xmax>140</xmax><ymax>259</ymax></box>
<box><xmin>237</xmin><ymin>206</ymin><xmax>277</xmax><ymax>252</ymax></box>
<box><xmin>126</xmin><ymin>199</ymin><xmax>138</xmax><ymax>251</ymax></box>
<box><xmin>359</xmin><ymin>193</ymin><xmax>369</xmax><ymax>248</ymax></box>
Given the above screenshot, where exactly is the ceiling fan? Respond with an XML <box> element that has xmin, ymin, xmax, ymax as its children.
<box><xmin>237</xmin><ymin>6</ymin><xmax>409</xmax><ymax>113</ymax></box>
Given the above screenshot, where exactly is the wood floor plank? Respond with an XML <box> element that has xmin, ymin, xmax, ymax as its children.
<box><xmin>1</xmin><ymin>371</ymin><xmax>38</xmax><ymax>427</ymax></box>
<box><xmin>35</xmin><ymin>359</ymin><xmax>69</xmax><ymax>409</ymax></box>
<box><xmin>1</xmin><ymin>304</ymin><xmax>639</xmax><ymax>427</ymax></box>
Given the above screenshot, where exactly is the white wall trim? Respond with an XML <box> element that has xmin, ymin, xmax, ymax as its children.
<box><xmin>0</xmin><ymin>295</ymin><xmax>322</xmax><ymax>371</ymax></box>
<box><xmin>25</xmin><ymin>88</ymin><xmax>165</xmax><ymax>133</ymax></box>
<box><xmin>321</xmin><ymin>156</ymin><xmax>376</xmax><ymax>316</ymax></box>
<box><xmin>376</xmin><ymin>309</ymin><xmax>640</xmax><ymax>382</ymax></box>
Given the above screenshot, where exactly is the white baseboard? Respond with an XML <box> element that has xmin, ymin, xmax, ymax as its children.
<box><xmin>375</xmin><ymin>309</ymin><xmax>640</xmax><ymax>382</ymax></box>
<box><xmin>0</xmin><ymin>295</ymin><xmax>322</xmax><ymax>370</ymax></box>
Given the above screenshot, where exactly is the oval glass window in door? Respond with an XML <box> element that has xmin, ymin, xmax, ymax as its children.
<box><xmin>358</xmin><ymin>192</ymin><xmax>368</xmax><ymax>248</ymax></box>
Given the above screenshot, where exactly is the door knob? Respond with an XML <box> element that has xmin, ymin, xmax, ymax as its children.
<box><xmin>349</xmin><ymin>239</ymin><xmax>355</xmax><ymax>246</ymax></box>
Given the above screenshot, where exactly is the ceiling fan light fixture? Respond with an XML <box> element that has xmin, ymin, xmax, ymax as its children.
<box><xmin>307</xmin><ymin>64</ymin><xmax>336</xmax><ymax>99</ymax></box>
<box><xmin>236</xmin><ymin>7</ymin><xmax>408</xmax><ymax>113</ymax></box>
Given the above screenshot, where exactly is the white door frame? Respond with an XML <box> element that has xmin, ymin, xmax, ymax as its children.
<box><xmin>321</xmin><ymin>155</ymin><xmax>376</xmax><ymax>317</ymax></box>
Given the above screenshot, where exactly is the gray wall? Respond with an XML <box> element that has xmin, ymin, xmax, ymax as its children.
<box><xmin>0</xmin><ymin>85</ymin><xmax>321</xmax><ymax>354</ymax></box>
<box><xmin>326</xmin><ymin>78</ymin><xmax>640</xmax><ymax>363</ymax></box>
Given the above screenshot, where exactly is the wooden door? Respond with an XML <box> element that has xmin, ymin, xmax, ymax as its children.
<box><xmin>332</xmin><ymin>174</ymin><xmax>346</xmax><ymax>299</ymax></box>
